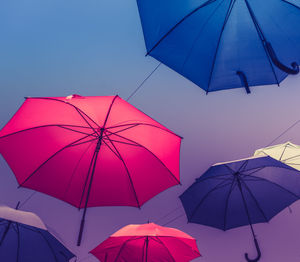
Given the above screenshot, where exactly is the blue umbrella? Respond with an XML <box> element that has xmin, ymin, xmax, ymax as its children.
<box><xmin>180</xmin><ymin>156</ymin><xmax>300</xmax><ymax>262</ymax></box>
<box><xmin>137</xmin><ymin>0</ymin><xmax>300</xmax><ymax>93</ymax></box>
<box><xmin>0</xmin><ymin>203</ymin><xmax>75</xmax><ymax>262</ymax></box>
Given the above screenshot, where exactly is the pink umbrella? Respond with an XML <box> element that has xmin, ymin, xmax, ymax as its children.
<box><xmin>90</xmin><ymin>223</ymin><xmax>201</xmax><ymax>262</ymax></box>
<box><xmin>0</xmin><ymin>95</ymin><xmax>181</xmax><ymax>245</ymax></box>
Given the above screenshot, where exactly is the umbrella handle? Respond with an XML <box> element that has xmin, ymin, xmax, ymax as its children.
<box><xmin>265</xmin><ymin>42</ymin><xmax>299</xmax><ymax>75</ymax></box>
<box><xmin>236</xmin><ymin>71</ymin><xmax>251</xmax><ymax>94</ymax></box>
<box><xmin>245</xmin><ymin>238</ymin><xmax>261</xmax><ymax>262</ymax></box>
<box><xmin>77</xmin><ymin>218</ymin><xmax>85</xmax><ymax>246</ymax></box>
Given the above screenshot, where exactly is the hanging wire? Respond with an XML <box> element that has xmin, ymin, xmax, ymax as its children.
<box><xmin>126</xmin><ymin>63</ymin><xmax>161</xmax><ymax>102</ymax></box>
<box><xmin>154</xmin><ymin>205</ymin><xmax>182</xmax><ymax>224</ymax></box>
<box><xmin>156</xmin><ymin>119</ymin><xmax>300</xmax><ymax>226</ymax></box>
<box><xmin>162</xmin><ymin>213</ymin><xmax>186</xmax><ymax>226</ymax></box>
<box><xmin>265</xmin><ymin>119</ymin><xmax>300</xmax><ymax>214</ymax></box>
<box><xmin>266</xmin><ymin>119</ymin><xmax>300</xmax><ymax>147</ymax></box>
<box><xmin>18</xmin><ymin>191</ymin><xmax>37</xmax><ymax>209</ymax></box>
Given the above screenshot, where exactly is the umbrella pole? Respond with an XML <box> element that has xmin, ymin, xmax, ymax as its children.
<box><xmin>0</xmin><ymin>202</ymin><xmax>21</xmax><ymax>246</ymax></box>
<box><xmin>77</xmin><ymin>129</ymin><xmax>104</xmax><ymax>246</ymax></box>
<box><xmin>145</xmin><ymin>236</ymin><xmax>149</xmax><ymax>262</ymax></box>
<box><xmin>237</xmin><ymin>178</ymin><xmax>261</xmax><ymax>262</ymax></box>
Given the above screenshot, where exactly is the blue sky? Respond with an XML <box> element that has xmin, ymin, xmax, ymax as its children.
<box><xmin>1</xmin><ymin>1</ymin><xmax>300</xmax><ymax>261</ymax></box>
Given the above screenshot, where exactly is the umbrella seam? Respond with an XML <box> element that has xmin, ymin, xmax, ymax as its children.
<box><xmin>239</xmin><ymin>179</ymin><xmax>268</xmax><ymax>221</ymax></box>
<box><xmin>27</xmin><ymin>97</ymin><xmax>101</xmax><ymax>132</ymax></box>
<box><xmin>207</xmin><ymin>0</ymin><xmax>236</xmax><ymax>92</ymax></box>
<box><xmin>189</xmin><ymin>179</ymin><xmax>234</xmax><ymax>221</ymax></box>
<box><xmin>145</xmin><ymin>0</ymin><xmax>217</xmax><ymax>56</ymax></box>
<box><xmin>152</xmin><ymin>236</ymin><xmax>176</xmax><ymax>262</ymax></box>
<box><xmin>19</xmin><ymin>133</ymin><xmax>95</xmax><ymax>188</ymax></box>
<box><xmin>243</xmin><ymin>174</ymin><xmax>300</xmax><ymax>199</ymax></box>
<box><xmin>243</xmin><ymin>0</ymin><xmax>280</xmax><ymax>85</ymax></box>
<box><xmin>104</xmin><ymin>134</ymin><xmax>141</xmax><ymax>208</ymax></box>
<box><xmin>104</xmin><ymin>130</ymin><xmax>181</xmax><ymax>185</ymax></box>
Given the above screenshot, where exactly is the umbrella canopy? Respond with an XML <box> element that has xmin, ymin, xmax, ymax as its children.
<box><xmin>180</xmin><ymin>155</ymin><xmax>300</xmax><ymax>261</ymax></box>
<box><xmin>0</xmin><ymin>94</ymin><xmax>182</xmax><ymax>245</ymax></box>
<box><xmin>137</xmin><ymin>0</ymin><xmax>300</xmax><ymax>93</ymax></box>
<box><xmin>0</xmin><ymin>204</ymin><xmax>75</xmax><ymax>262</ymax></box>
<box><xmin>90</xmin><ymin>223</ymin><xmax>201</xmax><ymax>262</ymax></box>
<box><xmin>254</xmin><ymin>141</ymin><xmax>300</xmax><ymax>171</ymax></box>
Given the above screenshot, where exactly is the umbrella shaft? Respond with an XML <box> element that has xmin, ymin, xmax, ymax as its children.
<box><xmin>0</xmin><ymin>221</ymin><xmax>12</xmax><ymax>245</ymax></box>
<box><xmin>145</xmin><ymin>236</ymin><xmax>149</xmax><ymax>262</ymax></box>
<box><xmin>237</xmin><ymin>179</ymin><xmax>255</xmax><ymax>239</ymax></box>
<box><xmin>77</xmin><ymin>131</ymin><xmax>104</xmax><ymax>246</ymax></box>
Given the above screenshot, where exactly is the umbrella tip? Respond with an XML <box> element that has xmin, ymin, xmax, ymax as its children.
<box><xmin>66</xmin><ymin>94</ymin><xmax>83</xmax><ymax>100</ymax></box>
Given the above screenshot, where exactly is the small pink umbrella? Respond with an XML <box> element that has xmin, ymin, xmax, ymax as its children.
<box><xmin>0</xmin><ymin>95</ymin><xmax>182</xmax><ymax>245</ymax></box>
<box><xmin>90</xmin><ymin>223</ymin><xmax>201</xmax><ymax>262</ymax></box>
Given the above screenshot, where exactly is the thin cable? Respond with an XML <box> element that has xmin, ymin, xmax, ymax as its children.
<box><xmin>266</xmin><ymin>119</ymin><xmax>300</xmax><ymax>146</ymax></box>
<box><xmin>154</xmin><ymin>205</ymin><xmax>183</xmax><ymax>224</ymax></box>
<box><xmin>126</xmin><ymin>63</ymin><xmax>161</xmax><ymax>101</ymax></box>
<box><xmin>162</xmin><ymin>214</ymin><xmax>186</xmax><ymax>226</ymax></box>
<box><xmin>18</xmin><ymin>191</ymin><xmax>37</xmax><ymax>209</ymax></box>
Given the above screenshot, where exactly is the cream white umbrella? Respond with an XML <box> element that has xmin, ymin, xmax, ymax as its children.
<box><xmin>254</xmin><ymin>142</ymin><xmax>300</xmax><ymax>171</ymax></box>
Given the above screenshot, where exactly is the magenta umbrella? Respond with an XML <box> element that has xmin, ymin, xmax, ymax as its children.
<box><xmin>90</xmin><ymin>223</ymin><xmax>201</xmax><ymax>262</ymax></box>
<box><xmin>0</xmin><ymin>94</ymin><xmax>182</xmax><ymax>245</ymax></box>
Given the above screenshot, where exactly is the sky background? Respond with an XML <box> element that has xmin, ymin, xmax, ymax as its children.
<box><xmin>1</xmin><ymin>1</ymin><xmax>300</xmax><ymax>261</ymax></box>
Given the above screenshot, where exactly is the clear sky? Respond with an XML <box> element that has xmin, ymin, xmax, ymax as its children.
<box><xmin>1</xmin><ymin>1</ymin><xmax>300</xmax><ymax>261</ymax></box>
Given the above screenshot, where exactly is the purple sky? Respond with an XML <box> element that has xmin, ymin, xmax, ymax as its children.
<box><xmin>1</xmin><ymin>1</ymin><xmax>300</xmax><ymax>261</ymax></box>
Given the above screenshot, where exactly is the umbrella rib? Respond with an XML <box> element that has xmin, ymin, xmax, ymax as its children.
<box><xmin>279</xmin><ymin>144</ymin><xmax>288</xmax><ymax>161</ymax></box>
<box><xmin>19</xmin><ymin>133</ymin><xmax>94</xmax><ymax>188</ymax></box>
<box><xmin>243</xmin><ymin>0</ymin><xmax>279</xmax><ymax>84</ymax></box>
<box><xmin>223</xmin><ymin>178</ymin><xmax>236</xmax><ymax>230</ymax></box>
<box><xmin>68</xmin><ymin>137</ymin><xmax>98</xmax><ymax>147</ymax></box>
<box><xmin>244</xmin><ymin>174</ymin><xmax>300</xmax><ymax>199</ymax></box>
<box><xmin>154</xmin><ymin>236</ymin><xmax>201</xmax><ymax>257</ymax></box>
<box><xmin>196</xmin><ymin>173</ymin><xmax>232</xmax><ymax>182</ymax></box>
<box><xmin>181</xmin><ymin>0</ymin><xmax>226</xmax><ymax>72</ymax></box>
<box><xmin>0</xmin><ymin>124</ymin><xmax>96</xmax><ymax>139</ymax></box>
<box><xmin>15</xmin><ymin>223</ymin><xmax>20</xmax><ymax>262</ymax></box>
<box><xmin>57</xmin><ymin>125</ymin><xmax>97</xmax><ymax>137</ymax></box>
<box><xmin>78</xmin><ymin>146</ymin><xmax>98</xmax><ymax>208</ymax></box>
<box><xmin>281</xmin><ymin>0</ymin><xmax>300</xmax><ymax>10</ymax></box>
<box><xmin>280</xmin><ymin>154</ymin><xmax>300</xmax><ymax>162</ymax></box>
<box><xmin>152</xmin><ymin>237</ymin><xmax>176</xmax><ymax>262</ymax></box>
<box><xmin>27</xmin><ymin>97</ymin><xmax>101</xmax><ymax>131</ymax></box>
<box><xmin>103</xmin><ymin>138</ymin><xmax>140</xmax><ymax>147</ymax></box>
<box><xmin>239</xmin><ymin>179</ymin><xmax>268</xmax><ymax>221</ymax></box>
<box><xmin>189</xmin><ymin>179</ymin><xmax>234</xmax><ymax>221</ymax></box>
<box><xmin>104</xmin><ymin>135</ymin><xmax>141</xmax><ymax>208</ymax></box>
<box><xmin>63</xmin><ymin>139</ymin><xmax>96</xmax><ymax>201</ymax></box>
<box><xmin>36</xmin><ymin>230</ymin><xmax>59</xmax><ymax>262</ymax></box>
<box><xmin>145</xmin><ymin>0</ymin><xmax>217</xmax><ymax>56</ymax></box>
<box><xmin>206</xmin><ymin>0</ymin><xmax>236</xmax><ymax>92</ymax></box>
<box><xmin>102</xmin><ymin>139</ymin><xmax>122</xmax><ymax>160</ymax></box>
<box><xmin>103</xmin><ymin>95</ymin><xmax>119</xmax><ymax>127</ymax></box>
<box><xmin>105</xmin><ymin>130</ymin><xmax>181</xmax><ymax>185</ymax></box>
<box><xmin>240</xmin><ymin>167</ymin><xmax>266</xmax><ymax>177</ymax></box>
<box><xmin>113</xmin><ymin>236</ymin><xmax>144</xmax><ymax>262</ymax></box>
<box><xmin>21</xmin><ymin>225</ymin><xmax>60</xmax><ymax>262</ymax></box>
<box><xmin>106</xmin><ymin>124</ymin><xmax>140</xmax><ymax>136</ymax></box>
<box><xmin>106</xmin><ymin>123</ymin><xmax>182</xmax><ymax>138</ymax></box>
<box><xmin>141</xmin><ymin>235</ymin><xmax>147</xmax><ymax>262</ymax></box>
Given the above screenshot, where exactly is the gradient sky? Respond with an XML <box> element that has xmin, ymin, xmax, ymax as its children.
<box><xmin>1</xmin><ymin>1</ymin><xmax>300</xmax><ymax>261</ymax></box>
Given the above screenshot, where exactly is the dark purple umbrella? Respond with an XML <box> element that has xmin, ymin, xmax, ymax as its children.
<box><xmin>180</xmin><ymin>156</ymin><xmax>300</xmax><ymax>262</ymax></box>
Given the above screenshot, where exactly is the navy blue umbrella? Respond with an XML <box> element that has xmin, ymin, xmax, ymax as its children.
<box><xmin>137</xmin><ymin>0</ymin><xmax>300</xmax><ymax>93</ymax></box>
<box><xmin>0</xmin><ymin>203</ymin><xmax>75</xmax><ymax>262</ymax></box>
<box><xmin>180</xmin><ymin>156</ymin><xmax>300</xmax><ymax>262</ymax></box>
